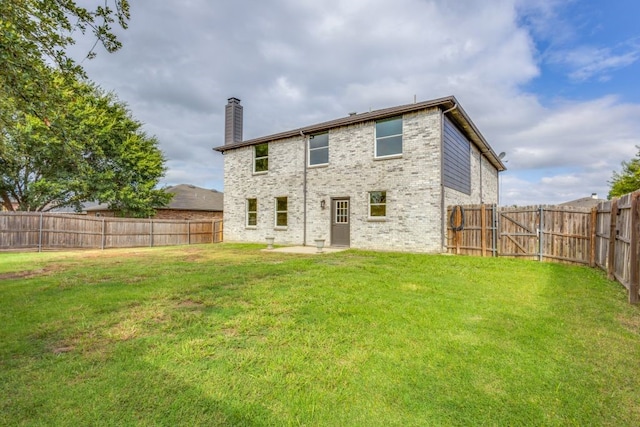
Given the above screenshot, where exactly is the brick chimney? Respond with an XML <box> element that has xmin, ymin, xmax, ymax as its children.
<box><xmin>225</xmin><ymin>97</ymin><xmax>243</xmax><ymax>145</ymax></box>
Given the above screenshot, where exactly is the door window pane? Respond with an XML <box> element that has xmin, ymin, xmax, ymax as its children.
<box><xmin>335</xmin><ymin>200</ymin><xmax>349</xmax><ymax>224</ymax></box>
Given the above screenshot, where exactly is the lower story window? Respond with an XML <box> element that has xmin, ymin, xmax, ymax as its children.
<box><xmin>275</xmin><ymin>197</ymin><xmax>288</xmax><ymax>227</ymax></box>
<box><xmin>369</xmin><ymin>191</ymin><xmax>387</xmax><ymax>217</ymax></box>
<box><xmin>246</xmin><ymin>198</ymin><xmax>257</xmax><ymax>226</ymax></box>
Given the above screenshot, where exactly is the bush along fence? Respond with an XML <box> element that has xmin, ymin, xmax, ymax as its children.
<box><xmin>447</xmin><ymin>190</ymin><xmax>640</xmax><ymax>304</ymax></box>
<box><xmin>0</xmin><ymin>212</ymin><xmax>223</xmax><ymax>251</ymax></box>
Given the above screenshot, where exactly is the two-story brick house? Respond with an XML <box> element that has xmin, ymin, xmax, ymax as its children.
<box><xmin>214</xmin><ymin>96</ymin><xmax>505</xmax><ymax>252</ymax></box>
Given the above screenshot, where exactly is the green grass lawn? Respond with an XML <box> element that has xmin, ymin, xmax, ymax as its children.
<box><xmin>1</xmin><ymin>244</ymin><xmax>639</xmax><ymax>426</ymax></box>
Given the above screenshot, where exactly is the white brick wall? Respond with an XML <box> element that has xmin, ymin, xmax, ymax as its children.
<box><xmin>223</xmin><ymin>107</ymin><xmax>499</xmax><ymax>252</ymax></box>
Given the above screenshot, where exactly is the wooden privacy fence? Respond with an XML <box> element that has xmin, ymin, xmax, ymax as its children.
<box><xmin>447</xmin><ymin>190</ymin><xmax>640</xmax><ymax>304</ymax></box>
<box><xmin>0</xmin><ymin>212</ymin><xmax>223</xmax><ymax>251</ymax></box>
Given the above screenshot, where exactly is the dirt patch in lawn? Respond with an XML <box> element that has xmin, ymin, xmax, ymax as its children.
<box><xmin>0</xmin><ymin>268</ymin><xmax>54</xmax><ymax>280</ymax></box>
<box><xmin>176</xmin><ymin>299</ymin><xmax>205</xmax><ymax>308</ymax></box>
<box><xmin>52</xmin><ymin>345</ymin><xmax>75</xmax><ymax>355</ymax></box>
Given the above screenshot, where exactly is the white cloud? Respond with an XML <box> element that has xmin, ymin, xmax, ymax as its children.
<box><xmin>70</xmin><ymin>0</ymin><xmax>640</xmax><ymax>206</ymax></box>
<box><xmin>550</xmin><ymin>43</ymin><xmax>640</xmax><ymax>81</ymax></box>
<box><xmin>502</xmin><ymin>96</ymin><xmax>640</xmax><ymax>171</ymax></box>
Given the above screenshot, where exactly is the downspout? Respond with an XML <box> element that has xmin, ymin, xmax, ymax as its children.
<box><xmin>442</xmin><ymin>102</ymin><xmax>458</xmax><ymax>116</ymax></box>
<box><xmin>301</xmin><ymin>130</ymin><xmax>308</xmax><ymax>246</ymax></box>
<box><xmin>440</xmin><ymin>102</ymin><xmax>457</xmax><ymax>251</ymax></box>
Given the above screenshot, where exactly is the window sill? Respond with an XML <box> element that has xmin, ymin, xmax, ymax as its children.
<box><xmin>245</xmin><ymin>226</ymin><xmax>257</xmax><ymax>230</ymax></box>
<box><xmin>274</xmin><ymin>226</ymin><xmax>288</xmax><ymax>231</ymax></box>
<box><xmin>367</xmin><ymin>217</ymin><xmax>387</xmax><ymax>222</ymax></box>
<box><xmin>253</xmin><ymin>170</ymin><xmax>268</xmax><ymax>176</ymax></box>
<box><xmin>308</xmin><ymin>163</ymin><xmax>329</xmax><ymax>169</ymax></box>
<box><xmin>374</xmin><ymin>154</ymin><xmax>403</xmax><ymax>161</ymax></box>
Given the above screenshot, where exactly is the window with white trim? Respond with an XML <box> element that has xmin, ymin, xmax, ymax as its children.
<box><xmin>275</xmin><ymin>197</ymin><xmax>288</xmax><ymax>227</ymax></box>
<box><xmin>375</xmin><ymin>117</ymin><xmax>403</xmax><ymax>158</ymax></box>
<box><xmin>309</xmin><ymin>133</ymin><xmax>329</xmax><ymax>166</ymax></box>
<box><xmin>254</xmin><ymin>143</ymin><xmax>268</xmax><ymax>173</ymax></box>
<box><xmin>369</xmin><ymin>191</ymin><xmax>387</xmax><ymax>217</ymax></box>
<box><xmin>246</xmin><ymin>198</ymin><xmax>257</xmax><ymax>227</ymax></box>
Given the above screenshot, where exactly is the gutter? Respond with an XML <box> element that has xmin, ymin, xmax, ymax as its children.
<box><xmin>442</xmin><ymin>101</ymin><xmax>457</xmax><ymax>115</ymax></box>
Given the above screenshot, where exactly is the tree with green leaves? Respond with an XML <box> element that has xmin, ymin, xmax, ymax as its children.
<box><xmin>609</xmin><ymin>147</ymin><xmax>640</xmax><ymax>199</ymax></box>
<box><xmin>1</xmin><ymin>74</ymin><xmax>172</xmax><ymax>217</ymax></box>
<box><xmin>1</xmin><ymin>0</ymin><xmax>173</xmax><ymax>217</ymax></box>
<box><xmin>1</xmin><ymin>0</ymin><xmax>130</xmax><ymax>119</ymax></box>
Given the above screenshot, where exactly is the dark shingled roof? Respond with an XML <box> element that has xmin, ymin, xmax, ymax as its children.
<box><xmin>213</xmin><ymin>95</ymin><xmax>506</xmax><ymax>171</ymax></box>
<box><xmin>163</xmin><ymin>184</ymin><xmax>223</xmax><ymax>211</ymax></box>
<box><xmin>86</xmin><ymin>184</ymin><xmax>223</xmax><ymax>212</ymax></box>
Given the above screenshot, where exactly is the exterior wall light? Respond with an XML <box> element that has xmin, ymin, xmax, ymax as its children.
<box><xmin>320</xmin><ymin>200</ymin><xmax>326</xmax><ymax>209</ymax></box>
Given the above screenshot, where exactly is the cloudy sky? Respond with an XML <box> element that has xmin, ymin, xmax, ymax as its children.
<box><xmin>74</xmin><ymin>0</ymin><xmax>640</xmax><ymax>206</ymax></box>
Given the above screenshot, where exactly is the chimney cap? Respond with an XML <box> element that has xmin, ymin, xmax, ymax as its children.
<box><xmin>227</xmin><ymin>97</ymin><xmax>241</xmax><ymax>104</ymax></box>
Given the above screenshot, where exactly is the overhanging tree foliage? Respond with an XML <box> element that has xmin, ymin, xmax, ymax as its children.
<box><xmin>0</xmin><ymin>0</ymin><xmax>130</xmax><ymax>119</ymax></box>
<box><xmin>0</xmin><ymin>74</ymin><xmax>172</xmax><ymax>217</ymax></box>
<box><xmin>609</xmin><ymin>147</ymin><xmax>640</xmax><ymax>199</ymax></box>
<box><xmin>1</xmin><ymin>0</ymin><xmax>172</xmax><ymax>217</ymax></box>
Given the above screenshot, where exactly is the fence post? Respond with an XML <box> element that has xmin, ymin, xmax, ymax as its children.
<box><xmin>629</xmin><ymin>192</ymin><xmax>640</xmax><ymax>304</ymax></box>
<box><xmin>188</xmin><ymin>220</ymin><xmax>191</xmax><ymax>245</ymax></box>
<box><xmin>589</xmin><ymin>206</ymin><xmax>597</xmax><ymax>267</ymax></box>
<box><xmin>481</xmin><ymin>204</ymin><xmax>487</xmax><ymax>257</ymax></box>
<box><xmin>538</xmin><ymin>206</ymin><xmax>544</xmax><ymax>262</ymax></box>
<box><xmin>607</xmin><ymin>199</ymin><xmax>618</xmax><ymax>281</ymax></box>
<box><xmin>150</xmin><ymin>220</ymin><xmax>154</xmax><ymax>247</ymax></box>
<box><xmin>101</xmin><ymin>219</ymin><xmax>105</xmax><ymax>250</ymax></box>
<box><xmin>38</xmin><ymin>212</ymin><xmax>43</xmax><ymax>252</ymax></box>
<box><xmin>493</xmin><ymin>205</ymin><xmax>498</xmax><ymax>257</ymax></box>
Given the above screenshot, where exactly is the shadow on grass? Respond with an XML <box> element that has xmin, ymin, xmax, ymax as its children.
<box><xmin>1</xmin><ymin>343</ymin><xmax>279</xmax><ymax>426</ymax></box>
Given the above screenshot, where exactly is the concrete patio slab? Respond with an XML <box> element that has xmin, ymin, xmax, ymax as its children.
<box><xmin>261</xmin><ymin>246</ymin><xmax>348</xmax><ymax>254</ymax></box>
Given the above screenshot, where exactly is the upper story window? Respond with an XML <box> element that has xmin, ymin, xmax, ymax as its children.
<box><xmin>246</xmin><ymin>198</ymin><xmax>257</xmax><ymax>227</ymax></box>
<box><xmin>275</xmin><ymin>197</ymin><xmax>288</xmax><ymax>227</ymax></box>
<box><xmin>369</xmin><ymin>191</ymin><xmax>387</xmax><ymax>218</ymax></box>
<box><xmin>309</xmin><ymin>133</ymin><xmax>329</xmax><ymax>166</ymax></box>
<box><xmin>375</xmin><ymin>117</ymin><xmax>403</xmax><ymax>158</ymax></box>
<box><xmin>254</xmin><ymin>143</ymin><xmax>269</xmax><ymax>173</ymax></box>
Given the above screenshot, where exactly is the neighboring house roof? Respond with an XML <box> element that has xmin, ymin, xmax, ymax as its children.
<box><xmin>86</xmin><ymin>184</ymin><xmax>223</xmax><ymax>212</ymax></box>
<box><xmin>213</xmin><ymin>95</ymin><xmax>507</xmax><ymax>172</ymax></box>
<box><xmin>163</xmin><ymin>184</ymin><xmax>223</xmax><ymax>211</ymax></box>
<box><xmin>559</xmin><ymin>195</ymin><xmax>606</xmax><ymax>209</ymax></box>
